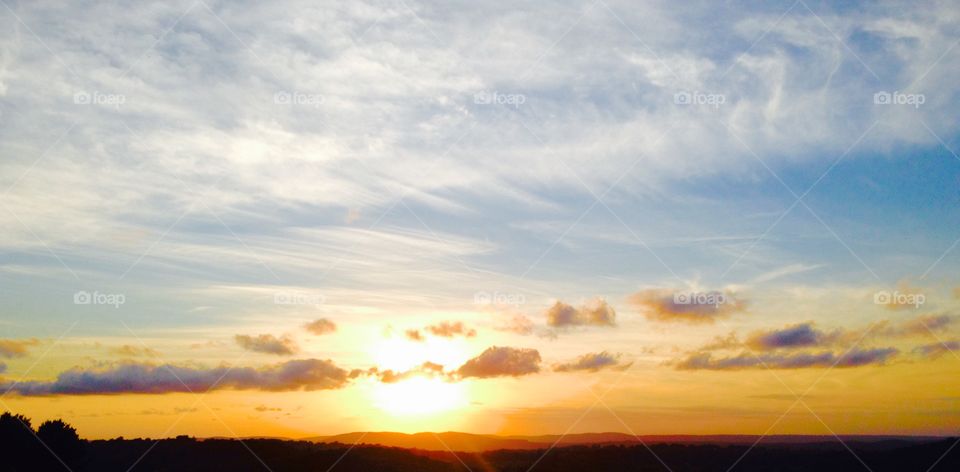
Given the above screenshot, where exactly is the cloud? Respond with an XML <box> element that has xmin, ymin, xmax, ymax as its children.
<box><xmin>0</xmin><ymin>339</ymin><xmax>40</xmax><ymax>359</ymax></box>
<box><xmin>745</xmin><ymin>323</ymin><xmax>841</xmax><ymax>351</ymax></box>
<box><xmin>372</xmin><ymin>362</ymin><xmax>446</xmax><ymax>384</ymax></box>
<box><xmin>303</xmin><ymin>319</ymin><xmax>337</xmax><ymax>335</ymax></box>
<box><xmin>553</xmin><ymin>351</ymin><xmax>632</xmax><ymax>373</ymax></box>
<box><xmin>404</xmin><ymin>329</ymin><xmax>425</xmax><ymax>342</ymax></box>
<box><xmin>455</xmin><ymin>346</ymin><xmax>541</xmax><ymax>379</ymax></box>
<box><xmin>877</xmin><ymin>314</ymin><xmax>958</xmax><ymax>338</ymax></box>
<box><xmin>675</xmin><ymin>347</ymin><xmax>899</xmax><ymax>370</ymax></box>
<box><xmin>2</xmin><ymin>359</ymin><xmax>351</xmax><ymax>396</ymax></box>
<box><xmin>405</xmin><ymin>321</ymin><xmax>477</xmax><ymax>342</ymax></box>
<box><xmin>108</xmin><ymin>345</ymin><xmax>160</xmax><ymax>358</ymax></box>
<box><xmin>234</xmin><ymin>334</ymin><xmax>298</xmax><ymax>355</ymax></box>
<box><xmin>425</xmin><ymin>321</ymin><xmax>476</xmax><ymax>338</ymax></box>
<box><xmin>912</xmin><ymin>341</ymin><xmax>960</xmax><ymax>360</ymax></box>
<box><xmin>628</xmin><ymin>289</ymin><xmax>746</xmax><ymax>324</ymax></box>
<box><xmin>494</xmin><ymin>313</ymin><xmax>535</xmax><ymax>336</ymax></box>
<box><xmin>545</xmin><ymin>299</ymin><xmax>616</xmax><ymax>328</ymax></box>
<box><xmin>692</xmin><ymin>314</ymin><xmax>956</xmax><ymax>357</ymax></box>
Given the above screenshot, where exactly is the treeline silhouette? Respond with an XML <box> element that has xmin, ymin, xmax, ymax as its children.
<box><xmin>2</xmin><ymin>411</ymin><xmax>958</xmax><ymax>471</ymax></box>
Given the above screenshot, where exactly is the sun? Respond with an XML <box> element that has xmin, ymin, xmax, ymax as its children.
<box><xmin>368</xmin><ymin>337</ymin><xmax>472</xmax><ymax>415</ymax></box>
<box><xmin>373</xmin><ymin>376</ymin><xmax>467</xmax><ymax>416</ymax></box>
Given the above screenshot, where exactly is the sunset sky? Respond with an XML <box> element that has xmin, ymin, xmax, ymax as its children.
<box><xmin>1</xmin><ymin>0</ymin><xmax>959</xmax><ymax>440</ymax></box>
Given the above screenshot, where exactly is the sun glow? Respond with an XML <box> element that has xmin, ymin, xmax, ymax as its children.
<box><xmin>373</xmin><ymin>377</ymin><xmax>468</xmax><ymax>415</ymax></box>
<box><xmin>371</xmin><ymin>337</ymin><xmax>470</xmax><ymax>372</ymax></box>
<box><xmin>368</xmin><ymin>337</ymin><xmax>472</xmax><ymax>416</ymax></box>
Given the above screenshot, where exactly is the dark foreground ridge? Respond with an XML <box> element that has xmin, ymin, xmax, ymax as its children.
<box><xmin>3</xmin><ymin>412</ymin><xmax>958</xmax><ymax>471</ymax></box>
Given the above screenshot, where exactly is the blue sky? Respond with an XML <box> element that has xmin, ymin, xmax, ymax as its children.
<box><xmin>1</xmin><ymin>0</ymin><xmax>958</xmax><ymax>338</ymax></box>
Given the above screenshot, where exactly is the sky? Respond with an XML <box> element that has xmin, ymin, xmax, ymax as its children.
<box><xmin>0</xmin><ymin>0</ymin><xmax>959</xmax><ymax>440</ymax></box>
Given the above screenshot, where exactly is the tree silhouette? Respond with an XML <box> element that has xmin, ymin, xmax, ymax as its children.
<box><xmin>0</xmin><ymin>412</ymin><xmax>41</xmax><ymax>470</ymax></box>
<box><xmin>38</xmin><ymin>419</ymin><xmax>84</xmax><ymax>469</ymax></box>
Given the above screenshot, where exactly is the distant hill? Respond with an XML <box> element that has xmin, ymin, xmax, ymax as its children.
<box><xmin>305</xmin><ymin>431</ymin><xmax>944</xmax><ymax>452</ymax></box>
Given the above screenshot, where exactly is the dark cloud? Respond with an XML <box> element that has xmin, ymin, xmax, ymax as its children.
<box><xmin>745</xmin><ymin>323</ymin><xmax>841</xmax><ymax>351</ymax></box>
<box><xmin>456</xmin><ymin>346</ymin><xmax>541</xmax><ymax>379</ymax></box>
<box><xmin>425</xmin><ymin>321</ymin><xmax>476</xmax><ymax>338</ymax></box>
<box><xmin>553</xmin><ymin>351</ymin><xmax>631</xmax><ymax>373</ymax></box>
<box><xmin>0</xmin><ymin>339</ymin><xmax>40</xmax><ymax>359</ymax></box>
<box><xmin>545</xmin><ymin>299</ymin><xmax>616</xmax><ymax>328</ymax></box>
<box><xmin>108</xmin><ymin>345</ymin><xmax>160</xmax><ymax>357</ymax></box>
<box><xmin>912</xmin><ymin>341</ymin><xmax>960</xmax><ymax>360</ymax></box>
<box><xmin>628</xmin><ymin>289</ymin><xmax>746</xmax><ymax>324</ymax></box>
<box><xmin>235</xmin><ymin>334</ymin><xmax>298</xmax><ymax>355</ymax></box>
<box><xmin>303</xmin><ymin>319</ymin><xmax>337</xmax><ymax>335</ymax></box>
<box><xmin>2</xmin><ymin>358</ymin><xmax>351</xmax><ymax>396</ymax></box>
<box><xmin>675</xmin><ymin>347</ymin><xmax>898</xmax><ymax>370</ymax></box>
